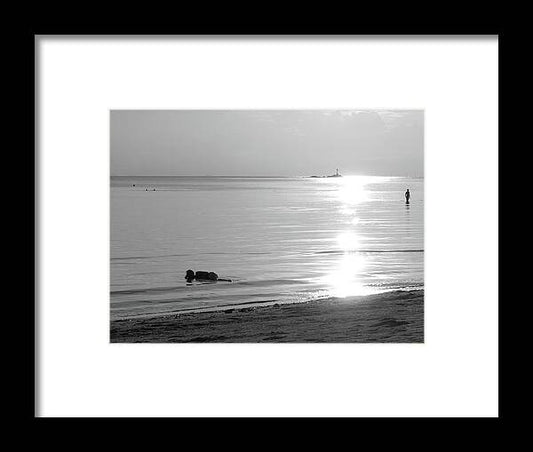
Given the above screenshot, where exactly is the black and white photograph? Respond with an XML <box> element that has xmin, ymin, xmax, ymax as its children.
<box><xmin>110</xmin><ymin>110</ymin><xmax>424</xmax><ymax>343</ymax></box>
<box><xmin>36</xmin><ymin>34</ymin><xmax>498</xmax><ymax>417</ymax></box>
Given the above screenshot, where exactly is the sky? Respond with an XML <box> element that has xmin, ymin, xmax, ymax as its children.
<box><xmin>110</xmin><ymin>110</ymin><xmax>423</xmax><ymax>177</ymax></box>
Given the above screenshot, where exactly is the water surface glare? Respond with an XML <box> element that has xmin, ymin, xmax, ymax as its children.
<box><xmin>111</xmin><ymin>176</ymin><xmax>424</xmax><ymax>320</ymax></box>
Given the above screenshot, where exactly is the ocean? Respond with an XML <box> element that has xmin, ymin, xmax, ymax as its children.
<box><xmin>111</xmin><ymin>176</ymin><xmax>423</xmax><ymax>321</ymax></box>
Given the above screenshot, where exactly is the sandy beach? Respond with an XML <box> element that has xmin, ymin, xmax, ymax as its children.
<box><xmin>111</xmin><ymin>289</ymin><xmax>423</xmax><ymax>343</ymax></box>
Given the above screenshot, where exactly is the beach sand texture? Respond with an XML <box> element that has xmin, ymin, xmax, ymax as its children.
<box><xmin>111</xmin><ymin>289</ymin><xmax>423</xmax><ymax>343</ymax></box>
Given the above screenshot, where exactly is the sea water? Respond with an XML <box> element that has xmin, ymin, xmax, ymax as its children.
<box><xmin>111</xmin><ymin>176</ymin><xmax>423</xmax><ymax>320</ymax></box>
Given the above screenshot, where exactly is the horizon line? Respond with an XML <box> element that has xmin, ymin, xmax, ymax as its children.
<box><xmin>110</xmin><ymin>174</ymin><xmax>424</xmax><ymax>178</ymax></box>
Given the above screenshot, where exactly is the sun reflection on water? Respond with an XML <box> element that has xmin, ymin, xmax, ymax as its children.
<box><xmin>336</xmin><ymin>175</ymin><xmax>374</xmax><ymax>205</ymax></box>
<box><xmin>320</xmin><ymin>176</ymin><xmax>380</xmax><ymax>298</ymax></box>
<box><xmin>320</xmin><ymin>252</ymin><xmax>373</xmax><ymax>298</ymax></box>
<box><xmin>336</xmin><ymin>231</ymin><xmax>359</xmax><ymax>251</ymax></box>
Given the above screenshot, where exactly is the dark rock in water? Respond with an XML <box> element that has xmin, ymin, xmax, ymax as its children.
<box><xmin>185</xmin><ymin>269</ymin><xmax>226</xmax><ymax>282</ymax></box>
<box><xmin>195</xmin><ymin>271</ymin><xmax>218</xmax><ymax>281</ymax></box>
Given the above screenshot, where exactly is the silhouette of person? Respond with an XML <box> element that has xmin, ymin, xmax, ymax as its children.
<box><xmin>405</xmin><ymin>189</ymin><xmax>411</xmax><ymax>204</ymax></box>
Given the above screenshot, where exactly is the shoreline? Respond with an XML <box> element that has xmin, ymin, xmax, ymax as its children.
<box><xmin>111</xmin><ymin>289</ymin><xmax>424</xmax><ymax>343</ymax></box>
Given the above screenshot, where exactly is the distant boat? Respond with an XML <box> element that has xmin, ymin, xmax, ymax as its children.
<box><xmin>327</xmin><ymin>168</ymin><xmax>342</xmax><ymax>178</ymax></box>
<box><xmin>309</xmin><ymin>168</ymin><xmax>342</xmax><ymax>178</ymax></box>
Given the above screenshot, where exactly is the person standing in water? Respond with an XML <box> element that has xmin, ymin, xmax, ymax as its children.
<box><xmin>405</xmin><ymin>188</ymin><xmax>411</xmax><ymax>204</ymax></box>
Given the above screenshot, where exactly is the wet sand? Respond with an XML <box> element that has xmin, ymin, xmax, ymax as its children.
<box><xmin>110</xmin><ymin>290</ymin><xmax>423</xmax><ymax>343</ymax></box>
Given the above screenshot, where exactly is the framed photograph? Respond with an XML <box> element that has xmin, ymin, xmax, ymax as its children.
<box><xmin>35</xmin><ymin>34</ymin><xmax>499</xmax><ymax>417</ymax></box>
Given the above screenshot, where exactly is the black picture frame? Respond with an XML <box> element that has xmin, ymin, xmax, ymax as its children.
<box><xmin>26</xmin><ymin>20</ymin><xmax>503</xmax><ymax>425</ymax></box>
